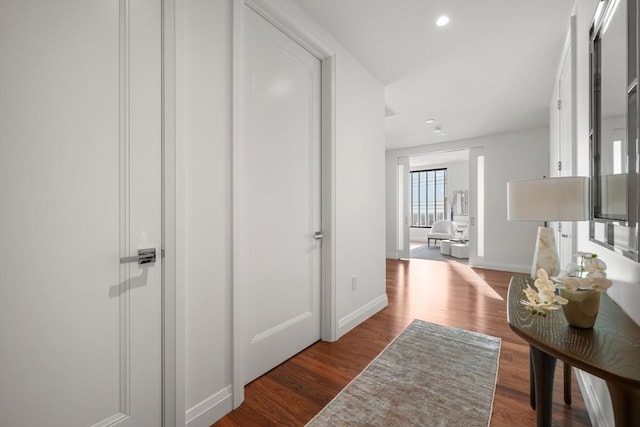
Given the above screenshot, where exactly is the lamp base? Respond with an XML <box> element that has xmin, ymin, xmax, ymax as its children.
<box><xmin>531</xmin><ymin>226</ymin><xmax>560</xmax><ymax>279</ymax></box>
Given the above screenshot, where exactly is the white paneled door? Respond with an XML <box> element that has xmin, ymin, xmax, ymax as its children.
<box><xmin>238</xmin><ymin>6</ymin><xmax>322</xmax><ymax>384</ymax></box>
<box><xmin>0</xmin><ymin>1</ymin><xmax>162</xmax><ymax>425</ymax></box>
<box><xmin>551</xmin><ymin>22</ymin><xmax>576</xmax><ymax>269</ymax></box>
<box><xmin>557</xmin><ymin>49</ymin><xmax>574</xmax><ymax>268</ymax></box>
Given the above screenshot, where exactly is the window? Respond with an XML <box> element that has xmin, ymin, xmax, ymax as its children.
<box><xmin>410</xmin><ymin>168</ymin><xmax>447</xmax><ymax>227</ymax></box>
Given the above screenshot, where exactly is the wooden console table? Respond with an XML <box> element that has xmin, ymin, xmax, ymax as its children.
<box><xmin>507</xmin><ymin>274</ymin><xmax>640</xmax><ymax>427</ymax></box>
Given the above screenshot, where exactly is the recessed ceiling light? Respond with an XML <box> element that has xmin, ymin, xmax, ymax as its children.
<box><xmin>434</xmin><ymin>127</ymin><xmax>442</xmax><ymax>133</ymax></box>
<box><xmin>436</xmin><ymin>15</ymin><xmax>450</xmax><ymax>27</ymax></box>
<box><xmin>425</xmin><ymin>118</ymin><xmax>435</xmax><ymax>124</ymax></box>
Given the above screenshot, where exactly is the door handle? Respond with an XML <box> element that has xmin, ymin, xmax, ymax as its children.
<box><xmin>561</xmin><ymin>234</ymin><xmax>569</xmax><ymax>238</ymax></box>
<box><xmin>313</xmin><ymin>232</ymin><xmax>324</xmax><ymax>240</ymax></box>
<box><xmin>120</xmin><ymin>248</ymin><xmax>156</xmax><ymax>265</ymax></box>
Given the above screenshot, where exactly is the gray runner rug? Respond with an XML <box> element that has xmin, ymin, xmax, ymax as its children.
<box><xmin>410</xmin><ymin>244</ymin><xmax>468</xmax><ymax>264</ymax></box>
<box><xmin>306</xmin><ymin>320</ymin><xmax>501</xmax><ymax>426</ymax></box>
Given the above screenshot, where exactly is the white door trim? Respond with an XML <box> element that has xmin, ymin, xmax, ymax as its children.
<box><xmin>231</xmin><ymin>0</ymin><xmax>337</xmax><ymax>408</ymax></box>
<box><xmin>161</xmin><ymin>1</ymin><xmax>182</xmax><ymax>426</ymax></box>
<box><xmin>468</xmin><ymin>147</ymin><xmax>485</xmax><ymax>265</ymax></box>
<box><xmin>397</xmin><ymin>157</ymin><xmax>410</xmax><ymax>259</ymax></box>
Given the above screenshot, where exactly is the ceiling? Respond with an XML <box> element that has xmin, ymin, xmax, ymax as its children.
<box><xmin>410</xmin><ymin>149</ymin><xmax>468</xmax><ymax>167</ymax></box>
<box><xmin>294</xmin><ymin>0</ymin><xmax>578</xmax><ymax>150</ymax></box>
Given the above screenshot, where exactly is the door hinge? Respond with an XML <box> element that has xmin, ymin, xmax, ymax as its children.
<box><xmin>557</xmin><ymin>99</ymin><xmax>561</xmax><ymax>110</ymax></box>
<box><xmin>558</xmin><ymin>161</ymin><xmax>562</xmax><ymax>171</ymax></box>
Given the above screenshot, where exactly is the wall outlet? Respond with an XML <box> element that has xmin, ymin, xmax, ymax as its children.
<box><xmin>352</xmin><ymin>275</ymin><xmax>357</xmax><ymax>290</ymax></box>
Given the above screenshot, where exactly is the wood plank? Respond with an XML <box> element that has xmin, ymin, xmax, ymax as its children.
<box><xmin>214</xmin><ymin>259</ymin><xmax>592</xmax><ymax>426</ymax></box>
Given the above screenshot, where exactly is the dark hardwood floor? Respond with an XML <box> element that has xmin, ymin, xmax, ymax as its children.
<box><xmin>214</xmin><ymin>258</ymin><xmax>592</xmax><ymax>426</ymax></box>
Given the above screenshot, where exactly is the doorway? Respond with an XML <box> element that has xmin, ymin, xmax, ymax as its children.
<box><xmin>0</xmin><ymin>1</ymin><xmax>166</xmax><ymax>425</ymax></box>
<box><xmin>398</xmin><ymin>150</ymin><xmax>471</xmax><ymax>263</ymax></box>
<box><xmin>238</xmin><ymin>5</ymin><xmax>323</xmax><ymax>385</ymax></box>
<box><xmin>231</xmin><ymin>0</ymin><xmax>337</xmax><ymax>407</ymax></box>
<box><xmin>550</xmin><ymin>16</ymin><xmax>577</xmax><ymax>270</ymax></box>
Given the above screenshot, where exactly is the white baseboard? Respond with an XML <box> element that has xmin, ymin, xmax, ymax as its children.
<box><xmin>384</xmin><ymin>256</ymin><xmax>530</xmax><ymax>275</ymax></box>
<box><xmin>186</xmin><ymin>386</ymin><xmax>233</xmax><ymax>427</ymax></box>
<box><xmin>337</xmin><ymin>294</ymin><xmax>388</xmax><ymax>339</ymax></box>
<box><xmin>575</xmin><ymin>369</ymin><xmax>613</xmax><ymax>427</ymax></box>
<box><xmin>474</xmin><ymin>260</ymin><xmax>531</xmax><ymax>274</ymax></box>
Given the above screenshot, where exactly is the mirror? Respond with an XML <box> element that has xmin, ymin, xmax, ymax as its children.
<box><xmin>453</xmin><ymin>190</ymin><xmax>468</xmax><ymax>216</ymax></box>
<box><xmin>590</xmin><ymin>0</ymin><xmax>639</xmax><ymax>260</ymax></box>
<box><xmin>596</xmin><ymin>0</ymin><xmax>627</xmax><ymax>220</ymax></box>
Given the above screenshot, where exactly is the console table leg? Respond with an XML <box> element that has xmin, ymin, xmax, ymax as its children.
<box><xmin>530</xmin><ymin>351</ymin><xmax>536</xmax><ymax>409</ymax></box>
<box><xmin>531</xmin><ymin>345</ymin><xmax>556</xmax><ymax>427</ymax></box>
<box><xmin>607</xmin><ymin>381</ymin><xmax>640</xmax><ymax>427</ymax></box>
<box><xmin>564</xmin><ymin>362</ymin><xmax>572</xmax><ymax>405</ymax></box>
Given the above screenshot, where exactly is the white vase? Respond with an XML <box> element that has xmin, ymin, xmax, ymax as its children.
<box><xmin>559</xmin><ymin>288</ymin><xmax>601</xmax><ymax>328</ymax></box>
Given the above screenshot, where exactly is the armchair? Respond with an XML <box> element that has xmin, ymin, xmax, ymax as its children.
<box><xmin>427</xmin><ymin>220</ymin><xmax>455</xmax><ymax>246</ymax></box>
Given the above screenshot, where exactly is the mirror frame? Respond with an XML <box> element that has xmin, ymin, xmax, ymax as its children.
<box><xmin>589</xmin><ymin>0</ymin><xmax>640</xmax><ymax>261</ymax></box>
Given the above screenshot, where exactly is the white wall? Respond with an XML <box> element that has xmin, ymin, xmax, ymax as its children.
<box><xmin>176</xmin><ymin>0</ymin><xmax>386</xmax><ymax>424</ymax></box>
<box><xmin>178</xmin><ymin>1</ymin><xmax>234</xmax><ymax>424</ymax></box>
<box><xmin>570</xmin><ymin>1</ymin><xmax>640</xmax><ymax>424</ymax></box>
<box><xmin>386</xmin><ymin>128</ymin><xmax>549</xmax><ymax>272</ymax></box>
<box><xmin>334</xmin><ymin>50</ymin><xmax>387</xmax><ymax>336</ymax></box>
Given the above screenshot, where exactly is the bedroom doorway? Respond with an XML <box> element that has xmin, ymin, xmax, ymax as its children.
<box><xmin>403</xmin><ymin>149</ymin><xmax>470</xmax><ymax>263</ymax></box>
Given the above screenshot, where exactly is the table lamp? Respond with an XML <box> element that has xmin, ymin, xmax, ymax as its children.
<box><xmin>507</xmin><ymin>176</ymin><xmax>589</xmax><ymax>279</ymax></box>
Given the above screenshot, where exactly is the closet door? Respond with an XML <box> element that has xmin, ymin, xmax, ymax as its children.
<box><xmin>239</xmin><ymin>6</ymin><xmax>322</xmax><ymax>384</ymax></box>
<box><xmin>0</xmin><ymin>1</ymin><xmax>163</xmax><ymax>425</ymax></box>
<box><xmin>550</xmin><ymin>17</ymin><xmax>577</xmax><ymax>269</ymax></box>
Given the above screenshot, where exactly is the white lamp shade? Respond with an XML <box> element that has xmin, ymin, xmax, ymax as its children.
<box><xmin>507</xmin><ymin>176</ymin><xmax>589</xmax><ymax>221</ymax></box>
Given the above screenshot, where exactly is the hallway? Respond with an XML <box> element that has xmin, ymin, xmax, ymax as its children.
<box><xmin>215</xmin><ymin>259</ymin><xmax>591</xmax><ymax>426</ymax></box>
